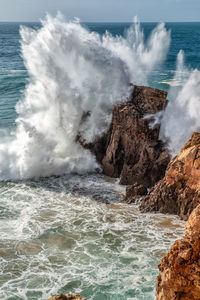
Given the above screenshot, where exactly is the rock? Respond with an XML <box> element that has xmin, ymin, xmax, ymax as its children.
<box><xmin>102</xmin><ymin>86</ymin><xmax>169</xmax><ymax>186</ymax></box>
<box><xmin>140</xmin><ymin>132</ymin><xmax>200</xmax><ymax>220</ymax></box>
<box><xmin>156</xmin><ymin>204</ymin><xmax>200</xmax><ymax>300</ymax></box>
<box><xmin>47</xmin><ymin>294</ymin><xmax>86</xmax><ymax>300</ymax></box>
<box><xmin>79</xmin><ymin>133</ymin><xmax>109</xmax><ymax>166</ymax></box>
<box><xmin>124</xmin><ymin>183</ymin><xmax>148</xmax><ymax>204</ymax></box>
<box><xmin>81</xmin><ymin>85</ymin><xmax>170</xmax><ymax>187</ymax></box>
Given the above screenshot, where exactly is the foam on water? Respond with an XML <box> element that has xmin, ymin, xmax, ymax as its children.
<box><xmin>0</xmin><ymin>174</ymin><xmax>184</xmax><ymax>300</ymax></box>
<box><xmin>0</xmin><ymin>15</ymin><xmax>170</xmax><ymax>180</ymax></box>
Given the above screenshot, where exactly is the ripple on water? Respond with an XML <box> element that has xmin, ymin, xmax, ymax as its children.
<box><xmin>0</xmin><ymin>174</ymin><xmax>184</xmax><ymax>300</ymax></box>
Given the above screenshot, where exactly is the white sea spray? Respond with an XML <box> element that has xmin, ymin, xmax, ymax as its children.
<box><xmin>0</xmin><ymin>14</ymin><xmax>170</xmax><ymax>180</ymax></box>
<box><xmin>159</xmin><ymin>50</ymin><xmax>200</xmax><ymax>155</ymax></box>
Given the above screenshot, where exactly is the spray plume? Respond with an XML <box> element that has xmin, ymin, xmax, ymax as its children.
<box><xmin>160</xmin><ymin>50</ymin><xmax>200</xmax><ymax>156</ymax></box>
<box><xmin>0</xmin><ymin>14</ymin><xmax>170</xmax><ymax>180</ymax></box>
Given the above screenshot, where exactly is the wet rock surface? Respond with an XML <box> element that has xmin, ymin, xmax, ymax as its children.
<box><xmin>156</xmin><ymin>204</ymin><xmax>200</xmax><ymax>300</ymax></box>
<box><xmin>140</xmin><ymin>132</ymin><xmax>200</xmax><ymax>220</ymax></box>
<box><xmin>83</xmin><ymin>85</ymin><xmax>170</xmax><ymax>187</ymax></box>
<box><xmin>123</xmin><ymin>183</ymin><xmax>148</xmax><ymax>204</ymax></box>
<box><xmin>48</xmin><ymin>294</ymin><xmax>86</xmax><ymax>300</ymax></box>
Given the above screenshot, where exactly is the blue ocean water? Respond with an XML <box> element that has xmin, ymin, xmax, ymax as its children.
<box><xmin>0</xmin><ymin>21</ymin><xmax>199</xmax><ymax>299</ymax></box>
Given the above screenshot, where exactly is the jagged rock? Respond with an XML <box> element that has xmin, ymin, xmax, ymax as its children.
<box><xmin>156</xmin><ymin>204</ymin><xmax>200</xmax><ymax>300</ymax></box>
<box><xmin>124</xmin><ymin>183</ymin><xmax>148</xmax><ymax>204</ymax></box>
<box><xmin>81</xmin><ymin>85</ymin><xmax>170</xmax><ymax>187</ymax></box>
<box><xmin>47</xmin><ymin>294</ymin><xmax>86</xmax><ymax>300</ymax></box>
<box><xmin>140</xmin><ymin>132</ymin><xmax>200</xmax><ymax>220</ymax></box>
<box><xmin>102</xmin><ymin>86</ymin><xmax>169</xmax><ymax>186</ymax></box>
<box><xmin>79</xmin><ymin>133</ymin><xmax>109</xmax><ymax>166</ymax></box>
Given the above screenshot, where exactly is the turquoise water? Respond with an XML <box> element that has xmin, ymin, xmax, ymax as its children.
<box><xmin>0</xmin><ymin>174</ymin><xmax>184</xmax><ymax>300</ymax></box>
<box><xmin>0</xmin><ymin>20</ymin><xmax>198</xmax><ymax>299</ymax></box>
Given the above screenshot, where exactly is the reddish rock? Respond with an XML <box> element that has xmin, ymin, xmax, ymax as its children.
<box><xmin>124</xmin><ymin>183</ymin><xmax>148</xmax><ymax>204</ymax></box>
<box><xmin>140</xmin><ymin>132</ymin><xmax>200</xmax><ymax>220</ymax></box>
<box><xmin>102</xmin><ymin>86</ymin><xmax>169</xmax><ymax>186</ymax></box>
<box><xmin>82</xmin><ymin>85</ymin><xmax>170</xmax><ymax>187</ymax></box>
<box><xmin>47</xmin><ymin>294</ymin><xmax>86</xmax><ymax>300</ymax></box>
<box><xmin>156</xmin><ymin>204</ymin><xmax>200</xmax><ymax>300</ymax></box>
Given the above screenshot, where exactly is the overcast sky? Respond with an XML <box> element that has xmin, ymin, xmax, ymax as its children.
<box><xmin>0</xmin><ymin>0</ymin><xmax>200</xmax><ymax>22</ymax></box>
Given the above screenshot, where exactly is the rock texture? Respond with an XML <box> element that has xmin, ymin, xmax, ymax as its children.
<box><xmin>156</xmin><ymin>204</ymin><xmax>200</xmax><ymax>300</ymax></box>
<box><xmin>82</xmin><ymin>85</ymin><xmax>170</xmax><ymax>187</ymax></box>
<box><xmin>47</xmin><ymin>294</ymin><xmax>86</xmax><ymax>300</ymax></box>
<box><xmin>124</xmin><ymin>183</ymin><xmax>148</xmax><ymax>204</ymax></box>
<box><xmin>140</xmin><ymin>132</ymin><xmax>200</xmax><ymax>220</ymax></box>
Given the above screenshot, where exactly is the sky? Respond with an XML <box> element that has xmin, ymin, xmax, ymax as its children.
<box><xmin>0</xmin><ymin>0</ymin><xmax>200</xmax><ymax>22</ymax></box>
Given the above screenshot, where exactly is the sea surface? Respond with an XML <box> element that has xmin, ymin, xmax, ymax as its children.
<box><xmin>0</xmin><ymin>21</ymin><xmax>199</xmax><ymax>299</ymax></box>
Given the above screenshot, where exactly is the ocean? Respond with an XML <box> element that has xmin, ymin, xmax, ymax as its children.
<box><xmin>0</xmin><ymin>19</ymin><xmax>199</xmax><ymax>299</ymax></box>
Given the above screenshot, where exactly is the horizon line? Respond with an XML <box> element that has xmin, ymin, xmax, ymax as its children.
<box><xmin>1</xmin><ymin>20</ymin><xmax>200</xmax><ymax>23</ymax></box>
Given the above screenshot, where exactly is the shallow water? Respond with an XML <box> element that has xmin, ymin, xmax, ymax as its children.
<box><xmin>0</xmin><ymin>174</ymin><xmax>184</xmax><ymax>300</ymax></box>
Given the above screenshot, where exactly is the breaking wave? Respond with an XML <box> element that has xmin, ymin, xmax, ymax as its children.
<box><xmin>0</xmin><ymin>14</ymin><xmax>170</xmax><ymax>180</ymax></box>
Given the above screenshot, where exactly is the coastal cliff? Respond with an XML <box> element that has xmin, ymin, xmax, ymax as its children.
<box><xmin>156</xmin><ymin>204</ymin><xmax>200</xmax><ymax>300</ymax></box>
<box><xmin>140</xmin><ymin>132</ymin><xmax>200</xmax><ymax>220</ymax></box>
<box><xmin>82</xmin><ymin>85</ymin><xmax>170</xmax><ymax>187</ymax></box>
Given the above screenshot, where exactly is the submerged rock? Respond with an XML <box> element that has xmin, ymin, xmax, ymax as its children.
<box><xmin>47</xmin><ymin>294</ymin><xmax>86</xmax><ymax>300</ymax></box>
<box><xmin>140</xmin><ymin>132</ymin><xmax>200</xmax><ymax>220</ymax></box>
<box><xmin>156</xmin><ymin>204</ymin><xmax>200</xmax><ymax>300</ymax></box>
<box><xmin>82</xmin><ymin>85</ymin><xmax>170</xmax><ymax>187</ymax></box>
<box><xmin>123</xmin><ymin>183</ymin><xmax>148</xmax><ymax>204</ymax></box>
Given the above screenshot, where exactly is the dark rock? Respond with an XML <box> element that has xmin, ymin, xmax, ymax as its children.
<box><xmin>140</xmin><ymin>132</ymin><xmax>200</xmax><ymax>220</ymax></box>
<box><xmin>79</xmin><ymin>133</ymin><xmax>109</xmax><ymax>165</ymax></box>
<box><xmin>124</xmin><ymin>183</ymin><xmax>148</xmax><ymax>204</ymax></box>
<box><xmin>81</xmin><ymin>85</ymin><xmax>170</xmax><ymax>187</ymax></box>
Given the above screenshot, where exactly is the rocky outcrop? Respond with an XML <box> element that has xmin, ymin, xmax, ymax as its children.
<box><xmin>47</xmin><ymin>294</ymin><xmax>86</xmax><ymax>300</ymax></box>
<box><xmin>156</xmin><ymin>204</ymin><xmax>200</xmax><ymax>300</ymax></box>
<box><xmin>140</xmin><ymin>132</ymin><xmax>200</xmax><ymax>220</ymax></box>
<box><xmin>123</xmin><ymin>183</ymin><xmax>148</xmax><ymax>204</ymax></box>
<box><xmin>82</xmin><ymin>85</ymin><xmax>170</xmax><ymax>187</ymax></box>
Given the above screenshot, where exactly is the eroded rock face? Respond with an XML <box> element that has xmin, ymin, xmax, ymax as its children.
<box><xmin>156</xmin><ymin>204</ymin><xmax>200</xmax><ymax>300</ymax></box>
<box><xmin>102</xmin><ymin>86</ymin><xmax>169</xmax><ymax>186</ymax></box>
<box><xmin>47</xmin><ymin>294</ymin><xmax>86</xmax><ymax>300</ymax></box>
<box><xmin>140</xmin><ymin>132</ymin><xmax>200</xmax><ymax>220</ymax></box>
<box><xmin>83</xmin><ymin>85</ymin><xmax>169</xmax><ymax>187</ymax></box>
